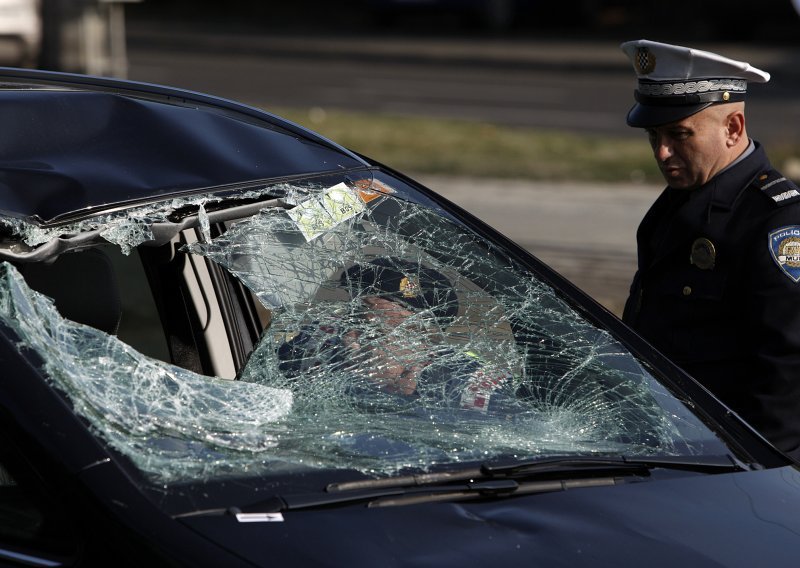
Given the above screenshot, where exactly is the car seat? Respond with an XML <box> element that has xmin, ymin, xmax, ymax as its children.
<box><xmin>17</xmin><ymin>248</ymin><xmax>123</xmax><ymax>335</ymax></box>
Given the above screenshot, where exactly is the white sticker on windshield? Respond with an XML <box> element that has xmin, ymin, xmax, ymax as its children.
<box><xmin>288</xmin><ymin>182</ymin><xmax>365</xmax><ymax>241</ymax></box>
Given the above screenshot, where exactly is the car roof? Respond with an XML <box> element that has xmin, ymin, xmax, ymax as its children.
<box><xmin>0</xmin><ymin>67</ymin><xmax>369</xmax><ymax>225</ymax></box>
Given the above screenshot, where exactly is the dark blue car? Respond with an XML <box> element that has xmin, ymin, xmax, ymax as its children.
<box><xmin>0</xmin><ymin>67</ymin><xmax>797</xmax><ymax>567</ymax></box>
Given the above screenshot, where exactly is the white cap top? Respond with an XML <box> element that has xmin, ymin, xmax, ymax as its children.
<box><xmin>621</xmin><ymin>39</ymin><xmax>770</xmax><ymax>83</ymax></box>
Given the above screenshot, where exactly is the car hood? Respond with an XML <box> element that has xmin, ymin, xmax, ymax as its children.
<box><xmin>179</xmin><ymin>466</ymin><xmax>800</xmax><ymax>566</ymax></box>
<box><xmin>0</xmin><ymin>88</ymin><xmax>365</xmax><ymax>224</ymax></box>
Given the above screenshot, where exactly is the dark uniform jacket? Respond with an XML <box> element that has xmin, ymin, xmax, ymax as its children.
<box><xmin>623</xmin><ymin>141</ymin><xmax>800</xmax><ymax>460</ymax></box>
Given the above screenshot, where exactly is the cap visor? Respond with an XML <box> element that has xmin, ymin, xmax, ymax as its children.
<box><xmin>626</xmin><ymin>102</ymin><xmax>713</xmax><ymax>128</ymax></box>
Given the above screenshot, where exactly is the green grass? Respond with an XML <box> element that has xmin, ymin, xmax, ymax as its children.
<box><xmin>268</xmin><ymin>106</ymin><xmax>665</xmax><ymax>183</ymax></box>
<box><xmin>264</xmin><ymin>106</ymin><xmax>800</xmax><ymax>184</ymax></box>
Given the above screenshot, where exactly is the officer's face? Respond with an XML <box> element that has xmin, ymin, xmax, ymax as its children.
<box><xmin>645</xmin><ymin>106</ymin><xmax>741</xmax><ymax>190</ymax></box>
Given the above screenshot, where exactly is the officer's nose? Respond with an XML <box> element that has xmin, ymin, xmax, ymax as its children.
<box><xmin>653</xmin><ymin>140</ymin><xmax>673</xmax><ymax>162</ymax></box>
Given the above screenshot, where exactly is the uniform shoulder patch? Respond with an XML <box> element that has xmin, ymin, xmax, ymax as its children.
<box><xmin>769</xmin><ymin>226</ymin><xmax>800</xmax><ymax>282</ymax></box>
<box><xmin>754</xmin><ymin>170</ymin><xmax>800</xmax><ymax>207</ymax></box>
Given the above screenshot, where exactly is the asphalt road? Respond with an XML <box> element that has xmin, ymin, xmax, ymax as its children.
<box><xmin>418</xmin><ymin>175</ymin><xmax>659</xmax><ymax>315</ymax></box>
<box><xmin>124</xmin><ymin>25</ymin><xmax>799</xmax><ymax>314</ymax></box>
<box><xmin>126</xmin><ymin>25</ymin><xmax>800</xmax><ymax>145</ymax></box>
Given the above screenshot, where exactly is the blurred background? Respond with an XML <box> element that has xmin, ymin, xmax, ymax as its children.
<box><xmin>3</xmin><ymin>0</ymin><xmax>800</xmax><ymax>314</ymax></box>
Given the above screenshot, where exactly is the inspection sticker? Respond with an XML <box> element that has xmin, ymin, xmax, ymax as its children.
<box><xmin>236</xmin><ymin>512</ymin><xmax>285</xmax><ymax>523</ymax></box>
<box><xmin>288</xmin><ymin>182</ymin><xmax>365</xmax><ymax>241</ymax></box>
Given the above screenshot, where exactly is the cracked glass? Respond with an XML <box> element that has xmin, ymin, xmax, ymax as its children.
<box><xmin>0</xmin><ymin>174</ymin><xmax>727</xmax><ymax>484</ymax></box>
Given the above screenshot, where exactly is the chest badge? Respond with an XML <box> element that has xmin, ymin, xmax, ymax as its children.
<box><xmin>769</xmin><ymin>226</ymin><xmax>800</xmax><ymax>282</ymax></box>
<box><xmin>690</xmin><ymin>238</ymin><xmax>716</xmax><ymax>270</ymax></box>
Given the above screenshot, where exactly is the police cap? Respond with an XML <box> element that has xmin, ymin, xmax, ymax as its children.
<box><xmin>341</xmin><ymin>258</ymin><xmax>459</xmax><ymax>321</ymax></box>
<box><xmin>620</xmin><ymin>39</ymin><xmax>770</xmax><ymax>128</ymax></box>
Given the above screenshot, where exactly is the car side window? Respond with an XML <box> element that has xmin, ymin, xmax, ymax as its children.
<box><xmin>137</xmin><ymin>230</ymin><xmax>263</xmax><ymax>379</ymax></box>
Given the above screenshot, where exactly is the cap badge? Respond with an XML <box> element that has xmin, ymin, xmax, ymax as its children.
<box><xmin>634</xmin><ymin>47</ymin><xmax>656</xmax><ymax>75</ymax></box>
<box><xmin>399</xmin><ymin>276</ymin><xmax>420</xmax><ymax>298</ymax></box>
<box><xmin>690</xmin><ymin>238</ymin><xmax>716</xmax><ymax>270</ymax></box>
<box><xmin>769</xmin><ymin>226</ymin><xmax>800</xmax><ymax>282</ymax></box>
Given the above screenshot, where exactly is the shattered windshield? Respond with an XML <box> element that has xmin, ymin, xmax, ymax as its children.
<box><xmin>0</xmin><ymin>173</ymin><xmax>728</xmax><ymax>485</ymax></box>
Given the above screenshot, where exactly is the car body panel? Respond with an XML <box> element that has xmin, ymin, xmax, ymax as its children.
<box><xmin>0</xmin><ymin>82</ymin><xmax>366</xmax><ymax>225</ymax></box>
<box><xmin>180</xmin><ymin>466</ymin><xmax>800</xmax><ymax>567</ymax></box>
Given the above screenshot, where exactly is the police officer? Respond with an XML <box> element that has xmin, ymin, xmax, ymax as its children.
<box><xmin>279</xmin><ymin>257</ymin><xmax>517</xmax><ymax>413</ymax></box>
<box><xmin>620</xmin><ymin>39</ymin><xmax>800</xmax><ymax>460</ymax></box>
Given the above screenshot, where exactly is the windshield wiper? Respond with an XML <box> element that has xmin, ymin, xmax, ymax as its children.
<box><xmin>480</xmin><ymin>453</ymin><xmax>751</xmax><ymax>477</ymax></box>
<box><xmin>326</xmin><ymin>467</ymin><xmax>484</xmax><ymax>493</ymax></box>
<box><xmin>317</xmin><ymin>454</ymin><xmax>750</xmax><ymax>507</ymax></box>
<box><xmin>180</xmin><ymin>454</ymin><xmax>752</xmax><ymax>518</ymax></box>
<box><xmin>216</xmin><ymin>478</ymin><xmax>522</xmax><ymax>516</ymax></box>
<box><xmin>230</xmin><ymin>469</ymin><xmax>628</xmax><ymax>514</ymax></box>
<box><xmin>327</xmin><ymin>453</ymin><xmax>748</xmax><ymax>495</ymax></box>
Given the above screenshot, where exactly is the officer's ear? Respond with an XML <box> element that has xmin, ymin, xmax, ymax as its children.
<box><xmin>724</xmin><ymin>107</ymin><xmax>746</xmax><ymax>147</ymax></box>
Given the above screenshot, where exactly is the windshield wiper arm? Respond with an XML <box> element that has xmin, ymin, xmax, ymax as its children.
<box><xmin>481</xmin><ymin>454</ymin><xmax>749</xmax><ymax>477</ymax></box>
<box><xmin>326</xmin><ymin>467</ymin><xmax>484</xmax><ymax>493</ymax></box>
<box><xmin>231</xmin><ymin>478</ymin><xmax>521</xmax><ymax>514</ymax></box>
<box><xmin>326</xmin><ymin>454</ymin><xmax>746</xmax><ymax>497</ymax></box>
<box><xmin>363</xmin><ymin>454</ymin><xmax>750</xmax><ymax>508</ymax></box>
<box><xmin>325</xmin><ymin>456</ymin><xmax>747</xmax><ymax>493</ymax></box>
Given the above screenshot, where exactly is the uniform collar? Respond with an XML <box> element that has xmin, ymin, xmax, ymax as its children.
<box><xmin>716</xmin><ymin>139</ymin><xmax>755</xmax><ymax>177</ymax></box>
<box><xmin>703</xmin><ymin>139</ymin><xmax>765</xmax><ymax>212</ymax></box>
